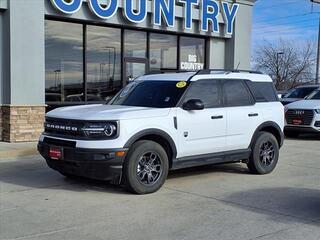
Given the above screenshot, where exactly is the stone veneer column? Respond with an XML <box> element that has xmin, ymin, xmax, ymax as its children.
<box><xmin>0</xmin><ymin>0</ymin><xmax>45</xmax><ymax>142</ymax></box>
<box><xmin>2</xmin><ymin>105</ymin><xmax>45</xmax><ymax>142</ymax></box>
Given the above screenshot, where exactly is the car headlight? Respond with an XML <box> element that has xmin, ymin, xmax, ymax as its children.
<box><xmin>315</xmin><ymin>109</ymin><xmax>320</xmax><ymax>114</ymax></box>
<box><xmin>82</xmin><ymin>122</ymin><xmax>118</xmax><ymax>139</ymax></box>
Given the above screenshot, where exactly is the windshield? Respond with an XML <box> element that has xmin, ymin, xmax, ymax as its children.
<box><xmin>306</xmin><ymin>90</ymin><xmax>320</xmax><ymax>100</ymax></box>
<box><xmin>110</xmin><ymin>80</ymin><xmax>188</xmax><ymax>108</ymax></box>
<box><xmin>284</xmin><ymin>87</ymin><xmax>317</xmax><ymax>99</ymax></box>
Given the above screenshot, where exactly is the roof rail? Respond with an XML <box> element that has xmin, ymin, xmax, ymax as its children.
<box><xmin>197</xmin><ymin>69</ymin><xmax>263</xmax><ymax>75</ymax></box>
<box><xmin>144</xmin><ymin>70</ymin><xmax>193</xmax><ymax>75</ymax></box>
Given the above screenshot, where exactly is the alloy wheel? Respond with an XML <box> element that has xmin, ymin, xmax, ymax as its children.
<box><xmin>137</xmin><ymin>152</ymin><xmax>163</xmax><ymax>186</ymax></box>
<box><xmin>259</xmin><ymin>141</ymin><xmax>275</xmax><ymax>167</ymax></box>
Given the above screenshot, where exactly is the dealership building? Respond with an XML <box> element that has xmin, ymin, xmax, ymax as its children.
<box><xmin>0</xmin><ymin>0</ymin><xmax>255</xmax><ymax>142</ymax></box>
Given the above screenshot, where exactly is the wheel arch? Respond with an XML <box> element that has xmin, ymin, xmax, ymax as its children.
<box><xmin>250</xmin><ymin>121</ymin><xmax>284</xmax><ymax>148</ymax></box>
<box><xmin>124</xmin><ymin>129</ymin><xmax>177</xmax><ymax>168</ymax></box>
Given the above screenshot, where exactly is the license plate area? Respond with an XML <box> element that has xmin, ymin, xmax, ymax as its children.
<box><xmin>292</xmin><ymin>119</ymin><xmax>303</xmax><ymax>125</ymax></box>
<box><xmin>49</xmin><ymin>147</ymin><xmax>63</xmax><ymax>160</ymax></box>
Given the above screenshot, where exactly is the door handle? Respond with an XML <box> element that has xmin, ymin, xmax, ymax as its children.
<box><xmin>211</xmin><ymin>115</ymin><xmax>224</xmax><ymax>120</ymax></box>
<box><xmin>248</xmin><ymin>113</ymin><xmax>259</xmax><ymax>117</ymax></box>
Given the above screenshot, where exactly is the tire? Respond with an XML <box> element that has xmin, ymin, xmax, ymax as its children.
<box><xmin>247</xmin><ymin>132</ymin><xmax>279</xmax><ymax>175</ymax></box>
<box><xmin>284</xmin><ymin>129</ymin><xmax>299</xmax><ymax>138</ymax></box>
<box><xmin>123</xmin><ymin>140</ymin><xmax>169</xmax><ymax>194</ymax></box>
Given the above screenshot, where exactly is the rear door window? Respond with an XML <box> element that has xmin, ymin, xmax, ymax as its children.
<box><xmin>223</xmin><ymin>80</ymin><xmax>254</xmax><ymax>107</ymax></box>
<box><xmin>246</xmin><ymin>81</ymin><xmax>278</xmax><ymax>102</ymax></box>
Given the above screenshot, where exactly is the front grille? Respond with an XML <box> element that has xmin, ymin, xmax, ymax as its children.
<box><xmin>286</xmin><ymin>109</ymin><xmax>315</xmax><ymax>126</ymax></box>
<box><xmin>43</xmin><ymin>137</ymin><xmax>76</xmax><ymax>148</ymax></box>
<box><xmin>44</xmin><ymin>117</ymin><xmax>85</xmax><ymax>138</ymax></box>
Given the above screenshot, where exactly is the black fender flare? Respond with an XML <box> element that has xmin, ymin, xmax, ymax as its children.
<box><xmin>124</xmin><ymin>129</ymin><xmax>178</xmax><ymax>159</ymax></box>
<box><xmin>250</xmin><ymin>121</ymin><xmax>284</xmax><ymax>148</ymax></box>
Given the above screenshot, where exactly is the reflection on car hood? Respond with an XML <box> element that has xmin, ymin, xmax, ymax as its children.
<box><xmin>46</xmin><ymin>104</ymin><xmax>171</xmax><ymax>121</ymax></box>
<box><xmin>286</xmin><ymin>100</ymin><xmax>320</xmax><ymax>110</ymax></box>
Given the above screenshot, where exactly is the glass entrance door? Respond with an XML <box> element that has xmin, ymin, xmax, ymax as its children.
<box><xmin>124</xmin><ymin>58</ymin><xmax>147</xmax><ymax>83</ymax></box>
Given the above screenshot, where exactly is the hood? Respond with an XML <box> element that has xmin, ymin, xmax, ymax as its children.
<box><xmin>286</xmin><ymin>100</ymin><xmax>320</xmax><ymax>110</ymax></box>
<box><xmin>46</xmin><ymin>104</ymin><xmax>171</xmax><ymax>121</ymax></box>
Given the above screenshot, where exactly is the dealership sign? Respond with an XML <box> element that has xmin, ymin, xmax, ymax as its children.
<box><xmin>50</xmin><ymin>0</ymin><xmax>239</xmax><ymax>35</ymax></box>
<box><xmin>181</xmin><ymin>55</ymin><xmax>204</xmax><ymax>71</ymax></box>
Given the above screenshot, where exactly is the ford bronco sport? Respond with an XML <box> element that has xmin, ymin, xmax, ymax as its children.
<box><xmin>38</xmin><ymin>70</ymin><xmax>284</xmax><ymax>194</ymax></box>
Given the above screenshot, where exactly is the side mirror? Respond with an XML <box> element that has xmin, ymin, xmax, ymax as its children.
<box><xmin>182</xmin><ymin>99</ymin><xmax>204</xmax><ymax>111</ymax></box>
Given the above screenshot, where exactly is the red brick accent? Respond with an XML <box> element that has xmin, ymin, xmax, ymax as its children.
<box><xmin>2</xmin><ymin>105</ymin><xmax>46</xmax><ymax>142</ymax></box>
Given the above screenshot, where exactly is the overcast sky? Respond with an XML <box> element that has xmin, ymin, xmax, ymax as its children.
<box><xmin>252</xmin><ymin>0</ymin><xmax>320</xmax><ymax>53</ymax></box>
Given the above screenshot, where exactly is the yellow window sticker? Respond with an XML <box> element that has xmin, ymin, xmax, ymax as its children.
<box><xmin>176</xmin><ymin>81</ymin><xmax>187</xmax><ymax>88</ymax></box>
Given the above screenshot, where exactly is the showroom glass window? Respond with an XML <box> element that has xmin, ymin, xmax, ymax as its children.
<box><xmin>180</xmin><ymin>37</ymin><xmax>205</xmax><ymax>71</ymax></box>
<box><xmin>45</xmin><ymin>21</ymin><xmax>83</xmax><ymax>103</ymax></box>
<box><xmin>86</xmin><ymin>26</ymin><xmax>122</xmax><ymax>102</ymax></box>
<box><xmin>124</xmin><ymin>30</ymin><xmax>147</xmax><ymax>58</ymax></box>
<box><xmin>149</xmin><ymin>33</ymin><xmax>178</xmax><ymax>71</ymax></box>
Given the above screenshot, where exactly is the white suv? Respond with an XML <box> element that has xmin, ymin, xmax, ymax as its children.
<box><xmin>285</xmin><ymin>88</ymin><xmax>320</xmax><ymax>137</ymax></box>
<box><xmin>38</xmin><ymin>70</ymin><xmax>284</xmax><ymax>194</ymax></box>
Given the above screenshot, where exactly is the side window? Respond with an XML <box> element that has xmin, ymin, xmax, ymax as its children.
<box><xmin>246</xmin><ymin>81</ymin><xmax>278</xmax><ymax>102</ymax></box>
<box><xmin>223</xmin><ymin>80</ymin><xmax>253</xmax><ymax>107</ymax></box>
<box><xmin>184</xmin><ymin>80</ymin><xmax>221</xmax><ymax>108</ymax></box>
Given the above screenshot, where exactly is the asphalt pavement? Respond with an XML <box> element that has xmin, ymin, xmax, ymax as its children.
<box><xmin>0</xmin><ymin>136</ymin><xmax>320</xmax><ymax>240</ymax></box>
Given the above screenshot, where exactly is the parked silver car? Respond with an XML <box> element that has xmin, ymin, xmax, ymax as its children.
<box><xmin>280</xmin><ymin>85</ymin><xmax>319</xmax><ymax>105</ymax></box>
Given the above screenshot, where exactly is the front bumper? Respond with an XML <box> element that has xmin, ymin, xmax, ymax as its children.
<box><xmin>284</xmin><ymin>126</ymin><xmax>320</xmax><ymax>134</ymax></box>
<box><xmin>38</xmin><ymin>140</ymin><xmax>128</xmax><ymax>184</ymax></box>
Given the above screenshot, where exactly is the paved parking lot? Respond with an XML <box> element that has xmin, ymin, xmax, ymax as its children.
<box><xmin>0</xmin><ymin>136</ymin><xmax>320</xmax><ymax>240</ymax></box>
